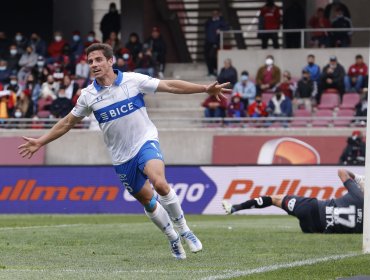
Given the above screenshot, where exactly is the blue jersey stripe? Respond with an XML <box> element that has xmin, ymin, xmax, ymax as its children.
<box><xmin>93</xmin><ymin>94</ymin><xmax>145</xmax><ymax>124</ymax></box>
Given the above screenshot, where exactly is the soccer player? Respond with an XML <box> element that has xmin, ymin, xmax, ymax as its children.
<box><xmin>222</xmin><ymin>169</ymin><xmax>364</xmax><ymax>233</ymax></box>
<box><xmin>18</xmin><ymin>43</ymin><xmax>231</xmax><ymax>259</ymax></box>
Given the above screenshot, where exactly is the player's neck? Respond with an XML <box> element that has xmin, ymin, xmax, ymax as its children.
<box><xmin>96</xmin><ymin>70</ymin><xmax>117</xmax><ymax>87</ymax></box>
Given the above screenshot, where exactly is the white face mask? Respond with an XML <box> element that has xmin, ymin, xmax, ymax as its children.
<box><xmin>10</xmin><ymin>49</ymin><xmax>17</xmax><ymax>55</ymax></box>
<box><xmin>73</xmin><ymin>35</ymin><xmax>80</xmax><ymax>41</ymax></box>
<box><xmin>55</xmin><ymin>35</ymin><xmax>62</xmax><ymax>42</ymax></box>
<box><xmin>265</xmin><ymin>58</ymin><xmax>273</xmax><ymax>66</ymax></box>
<box><xmin>0</xmin><ymin>66</ymin><xmax>6</xmax><ymax>71</ymax></box>
<box><xmin>37</xmin><ymin>61</ymin><xmax>44</xmax><ymax>67</ymax></box>
<box><xmin>10</xmin><ymin>80</ymin><xmax>17</xmax><ymax>85</ymax></box>
<box><xmin>87</xmin><ymin>36</ymin><xmax>94</xmax><ymax>42</ymax></box>
<box><xmin>14</xmin><ymin>111</ymin><xmax>22</xmax><ymax>118</ymax></box>
<box><xmin>15</xmin><ymin>35</ymin><xmax>22</xmax><ymax>41</ymax></box>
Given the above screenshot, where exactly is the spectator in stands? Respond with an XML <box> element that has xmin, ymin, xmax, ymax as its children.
<box><xmin>227</xmin><ymin>93</ymin><xmax>246</xmax><ymax>118</ymax></box>
<box><xmin>0</xmin><ymin>60</ymin><xmax>12</xmax><ymax>84</ymax></box>
<box><xmin>303</xmin><ymin>54</ymin><xmax>321</xmax><ymax>83</ymax></box>
<box><xmin>202</xmin><ymin>94</ymin><xmax>227</xmax><ymax>118</ymax></box>
<box><xmin>134</xmin><ymin>46</ymin><xmax>156</xmax><ymax>77</ymax></box>
<box><xmin>113</xmin><ymin>56</ymin><xmax>130</xmax><ymax>73</ymax></box>
<box><xmin>31</xmin><ymin>56</ymin><xmax>49</xmax><ymax>84</ymax></box>
<box><xmin>47</xmin><ymin>31</ymin><xmax>66</xmax><ymax>62</ymax></box>
<box><xmin>50</xmin><ymin>86</ymin><xmax>73</xmax><ymax>118</ymax></box>
<box><xmin>70</xmin><ymin>31</ymin><xmax>84</xmax><ymax>63</ymax></box>
<box><xmin>277</xmin><ymin>71</ymin><xmax>296</xmax><ymax>100</ymax></box>
<box><xmin>61</xmin><ymin>75</ymin><xmax>79</xmax><ymax>100</ymax></box>
<box><xmin>13</xmin><ymin>32</ymin><xmax>28</xmax><ymax>55</ymax></box>
<box><xmin>118</xmin><ymin>48</ymin><xmax>135</xmax><ymax>71</ymax></box>
<box><xmin>339</xmin><ymin>131</ymin><xmax>365</xmax><ymax>165</ymax></box>
<box><xmin>233</xmin><ymin>70</ymin><xmax>256</xmax><ymax>108</ymax></box>
<box><xmin>324</xmin><ymin>0</ymin><xmax>350</xmax><ymax>22</ymax></box>
<box><xmin>100</xmin><ymin>2</ymin><xmax>121</xmax><ymax>42</ymax></box>
<box><xmin>5</xmin><ymin>75</ymin><xmax>18</xmax><ymax>116</ymax></box>
<box><xmin>248</xmin><ymin>94</ymin><xmax>268</xmax><ymax>118</ymax></box>
<box><xmin>320</xmin><ymin>55</ymin><xmax>346</xmax><ymax>97</ymax></box>
<box><xmin>18</xmin><ymin>45</ymin><xmax>38</xmax><ymax>82</ymax></box>
<box><xmin>15</xmin><ymin>88</ymin><xmax>33</xmax><ymax>118</ymax></box>
<box><xmin>84</xmin><ymin>31</ymin><xmax>100</xmax><ymax>49</ymax></box>
<box><xmin>258</xmin><ymin>0</ymin><xmax>280</xmax><ymax>49</ymax></box>
<box><xmin>294</xmin><ymin>69</ymin><xmax>317</xmax><ymax>112</ymax></box>
<box><xmin>40</xmin><ymin>74</ymin><xmax>59</xmax><ymax>100</ymax></box>
<box><xmin>0</xmin><ymin>94</ymin><xmax>9</xmax><ymax>118</ymax></box>
<box><xmin>267</xmin><ymin>88</ymin><xmax>293</xmax><ymax>126</ymax></box>
<box><xmin>75</xmin><ymin>55</ymin><xmax>90</xmax><ymax>79</ymax></box>
<box><xmin>309</xmin><ymin>8</ymin><xmax>331</xmax><ymax>48</ymax></box>
<box><xmin>105</xmin><ymin>31</ymin><xmax>122</xmax><ymax>55</ymax></box>
<box><xmin>24</xmin><ymin>73</ymin><xmax>41</xmax><ymax>113</ymax></box>
<box><xmin>331</xmin><ymin>7</ymin><xmax>352</xmax><ymax>47</ymax></box>
<box><xmin>345</xmin><ymin>54</ymin><xmax>368</xmax><ymax>93</ymax></box>
<box><xmin>71</xmin><ymin>88</ymin><xmax>82</xmax><ymax>106</ymax></box>
<box><xmin>217</xmin><ymin>58</ymin><xmax>237</xmax><ymax>88</ymax></box>
<box><xmin>0</xmin><ymin>32</ymin><xmax>10</xmax><ymax>59</ymax></box>
<box><xmin>145</xmin><ymin>27</ymin><xmax>166</xmax><ymax>78</ymax></box>
<box><xmin>354</xmin><ymin>92</ymin><xmax>367</xmax><ymax>124</ymax></box>
<box><xmin>6</xmin><ymin>44</ymin><xmax>21</xmax><ymax>73</ymax></box>
<box><xmin>204</xmin><ymin>9</ymin><xmax>229</xmax><ymax>76</ymax></box>
<box><xmin>256</xmin><ymin>55</ymin><xmax>281</xmax><ymax>94</ymax></box>
<box><xmin>125</xmin><ymin>32</ymin><xmax>142</xmax><ymax>63</ymax></box>
<box><xmin>28</xmin><ymin>33</ymin><xmax>47</xmax><ymax>57</ymax></box>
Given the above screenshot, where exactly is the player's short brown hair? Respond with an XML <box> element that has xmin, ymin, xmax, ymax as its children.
<box><xmin>86</xmin><ymin>43</ymin><xmax>114</xmax><ymax>60</ymax></box>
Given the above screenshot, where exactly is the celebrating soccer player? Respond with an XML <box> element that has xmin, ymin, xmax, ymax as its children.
<box><xmin>18</xmin><ymin>43</ymin><xmax>231</xmax><ymax>259</ymax></box>
<box><xmin>222</xmin><ymin>169</ymin><xmax>364</xmax><ymax>233</ymax></box>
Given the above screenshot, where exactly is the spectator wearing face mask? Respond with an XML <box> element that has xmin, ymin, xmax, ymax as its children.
<box><xmin>5</xmin><ymin>75</ymin><xmax>18</xmax><ymax>117</ymax></box>
<box><xmin>256</xmin><ymin>55</ymin><xmax>281</xmax><ymax>94</ymax></box>
<box><xmin>217</xmin><ymin>59</ymin><xmax>237</xmax><ymax>88</ymax></box>
<box><xmin>75</xmin><ymin>55</ymin><xmax>90</xmax><ymax>79</ymax></box>
<box><xmin>7</xmin><ymin>74</ymin><xmax>21</xmax><ymax>96</ymax></box>
<box><xmin>303</xmin><ymin>54</ymin><xmax>321</xmax><ymax>83</ymax></box>
<box><xmin>6</xmin><ymin>44</ymin><xmax>21</xmax><ymax>73</ymax></box>
<box><xmin>15</xmin><ymin>88</ymin><xmax>33</xmax><ymax>118</ymax></box>
<box><xmin>0</xmin><ymin>60</ymin><xmax>12</xmax><ymax>84</ymax></box>
<box><xmin>84</xmin><ymin>31</ymin><xmax>100</xmax><ymax>49</ymax></box>
<box><xmin>13</xmin><ymin>32</ymin><xmax>28</xmax><ymax>55</ymax></box>
<box><xmin>28</xmin><ymin>33</ymin><xmax>47</xmax><ymax>57</ymax></box>
<box><xmin>320</xmin><ymin>55</ymin><xmax>345</xmax><ymax>97</ymax></box>
<box><xmin>70</xmin><ymin>31</ymin><xmax>84</xmax><ymax>63</ymax></box>
<box><xmin>24</xmin><ymin>73</ymin><xmax>41</xmax><ymax>113</ymax></box>
<box><xmin>113</xmin><ymin>57</ymin><xmax>130</xmax><ymax>73</ymax></box>
<box><xmin>248</xmin><ymin>94</ymin><xmax>268</xmax><ymax>118</ymax></box>
<box><xmin>294</xmin><ymin>69</ymin><xmax>317</xmax><ymax>112</ymax></box>
<box><xmin>18</xmin><ymin>45</ymin><xmax>38</xmax><ymax>82</ymax></box>
<box><xmin>100</xmin><ymin>2</ymin><xmax>121</xmax><ymax>43</ymax></box>
<box><xmin>31</xmin><ymin>56</ymin><xmax>49</xmax><ymax>84</ymax></box>
<box><xmin>134</xmin><ymin>46</ymin><xmax>156</xmax><ymax>77</ymax></box>
<box><xmin>47</xmin><ymin>31</ymin><xmax>67</xmax><ymax>61</ymax></box>
<box><xmin>227</xmin><ymin>93</ymin><xmax>246</xmax><ymax>118</ymax></box>
<box><xmin>40</xmin><ymin>74</ymin><xmax>59</xmax><ymax>100</ymax></box>
<box><xmin>125</xmin><ymin>33</ymin><xmax>142</xmax><ymax>63</ymax></box>
<box><xmin>232</xmin><ymin>71</ymin><xmax>256</xmax><ymax>108</ymax></box>
<box><xmin>267</xmin><ymin>88</ymin><xmax>293</xmax><ymax>118</ymax></box>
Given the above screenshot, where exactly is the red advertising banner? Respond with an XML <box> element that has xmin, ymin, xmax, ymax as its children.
<box><xmin>213</xmin><ymin>136</ymin><xmax>350</xmax><ymax>164</ymax></box>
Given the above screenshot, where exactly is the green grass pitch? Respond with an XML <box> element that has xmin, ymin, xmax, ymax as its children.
<box><xmin>0</xmin><ymin>215</ymin><xmax>369</xmax><ymax>280</ymax></box>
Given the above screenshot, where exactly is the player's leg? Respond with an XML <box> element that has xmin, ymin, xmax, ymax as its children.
<box><xmin>134</xmin><ymin>180</ymin><xmax>186</xmax><ymax>260</ymax></box>
<box><xmin>222</xmin><ymin>195</ymin><xmax>283</xmax><ymax>214</ymax></box>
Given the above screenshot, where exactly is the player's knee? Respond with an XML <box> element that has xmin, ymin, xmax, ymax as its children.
<box><xmin>151</xmin><ymin>177</ymin><xmax>170</xmax><ymax>195</ymax></box>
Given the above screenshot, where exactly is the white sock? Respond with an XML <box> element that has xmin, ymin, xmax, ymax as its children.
<box><xmin>159</xmin><ymin>188</ymin><xmax>190</xmax><ymax>234</ymax></box>
<box><xmin>145</xmin><ymin>202</ymin><xmax>178</xmax><ymax>241</ymax></box>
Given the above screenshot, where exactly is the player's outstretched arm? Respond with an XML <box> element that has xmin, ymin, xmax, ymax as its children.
<box><xmin>18</xmin><ymin>112</ymin><xmax>84</xmax><ymax>159</ymax></box>
<box><xmin>157</xmin><ymin>80</ymin><xmax>232</xmax><ymax>101</ymax></box>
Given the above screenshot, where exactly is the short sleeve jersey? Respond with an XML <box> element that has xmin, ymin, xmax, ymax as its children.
<box><xmin>72</xmin><ymin>70</ymin><xmax>160</xmax><ymax>165</ymax></box>
<box><xmin>318</xmin><ymin>179</ymin><xmax>364</xmax><ymax>233</ymax></box>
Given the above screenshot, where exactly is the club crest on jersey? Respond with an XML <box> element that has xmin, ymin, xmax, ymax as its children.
<box><xmin>288</xmin><ymin>198</ymin><xmax>296</xmax><ymax>211</ymax></box>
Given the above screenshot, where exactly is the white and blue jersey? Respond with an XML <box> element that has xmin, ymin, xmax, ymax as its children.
<box><xmin>71</xmin><ymin>70</ymin><xmax>160</xmax><ymax>165</ymax></box>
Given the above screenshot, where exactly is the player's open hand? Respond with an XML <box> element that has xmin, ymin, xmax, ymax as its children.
<box><xmin>18</xmin><ymin>136</ymin><xmax>42</xmax><ymax>159</ymax></box>
<box><xmin>205</xmin><ymin>82</ymin><xmax>232</xmax><ymax>101</ymax></box>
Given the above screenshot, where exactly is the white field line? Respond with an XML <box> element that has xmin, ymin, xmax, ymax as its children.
<box><xmin>0</xmin><ymin>223</ymin><xmax>150</xmax><ymax>231</ymax></box>
<box><xmin>202</xmin><ymin>253</ymin><xmax>362</xmax><ymax>280</ymax></box>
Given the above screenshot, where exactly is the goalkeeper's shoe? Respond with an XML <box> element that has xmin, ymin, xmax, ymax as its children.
<box><xmin>222</xmin><ymin>200</ymin><xmax>234</xmax><ymax>215</ymax></box>
<box><xmin>181</xmin><ymin>231</ymin><xmax>202</xmax><ymax>253</ymax></box>
<box><xmin>354</xmin><ymin>173</ymin><xmax>365</xmax><ymax>192</ymax></box>
<box><xmin>169</xmin><ymin>235</ymin><xmax>186</xmax><ymax>260</ymax></box>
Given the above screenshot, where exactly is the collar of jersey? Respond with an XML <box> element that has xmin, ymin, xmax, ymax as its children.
<box><xmin>93</xmin><ymin>69</ymin><xmax>123</xmax><ymax>91</ymax></box>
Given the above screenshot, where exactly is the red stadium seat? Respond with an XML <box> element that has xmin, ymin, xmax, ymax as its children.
<box><xmin>312</xmin><ymin>109</ymin><xmax>333</xmax><ymax>127</ymax></box>
<box><xmin>322</xmin><ymin>88</ymin><xmax>339</xmax><ymax>94</ymax></box>
<box><xmin>37</xmin><ymin>97</ymin><xmax>53</xmax><ymax>111</ymax></box>
<box><xmin>262</xmin><ymin>92</ymin><xmax>273</xmax><ymax>104</ymax></box>
<box><xmin>37</xmin><ymin>110</ymin><xmax>51</xmax><ymax>118</ymax></box>
<box><xmin>333</xmin><ymin>108</ymin><xmax>355</xmax><ymax>127</ymax></box>
<box><xmin>340</xmin><ymin>93</ymin><xmax>360</xmax><ymax>109</ymax></box>
<box><xmin>318</xmin><ymin>93</ymin><xmax>340</xmax><ymax>110</ymax></box>
<box><xmin>291</xmin><ymin>109</ymin><xmax>311</xmax><ymax>127</ymax></box>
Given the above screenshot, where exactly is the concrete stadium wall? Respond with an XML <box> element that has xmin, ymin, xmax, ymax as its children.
<box><xmin>1</xmin><ymin>127</ymin><xmax>364</xmax><ymax>165</ymax></box>
<box><xmin>218</xmin><ymin>48</ymin><xmax>369</xmax><ymax>79</ymax></box>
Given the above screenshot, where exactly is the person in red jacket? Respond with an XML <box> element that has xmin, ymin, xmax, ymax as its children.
<box><xmin>248</xmin><ymin>94</ymin><xmax>268</xmax><ymax>118</ymax></box>
<box><xmin>47</xmin><ymin>31</ymin><xmax>67</xmax><ymax>62</ymax></box>
<box><xmin>202</xmin><ymin>94</ymin><xmax>227</xmax><ymax>118</ymax></box>
<box><xmin>258</xmin><ymin>0</ymin><xmax>281</xmax><ymax>49</ymax></box>
<box><xmin>309</xmin><ymin>8</ymin><xmax>331</xmax><ymax>48</ymax></box>
<box><xmin>344</xmin><ymin>54</ymin><xmax>368</xmax><ymax>93</ymax></box>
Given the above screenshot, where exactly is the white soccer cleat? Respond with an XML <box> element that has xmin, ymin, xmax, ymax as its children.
<box><xmin>222</xmin><ymin>200</ymin><xmax>233</xmax><ymax>215</ymax></box>
<box><xmin>181</xmin><ymin>231</ymin><xmax>202</xmax><ymax>253</ymax></box>
<box><xmin>169</xmin><ymin>235</ymin><xmax>186</xmax><ymax>260</ymax></box>
<box><xmin>354</xmin><ymin>174</ymin><xmax>365</xmax><ymax>193</ymax></box>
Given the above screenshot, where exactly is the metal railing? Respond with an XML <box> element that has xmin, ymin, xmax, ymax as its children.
<box><xmin>219</xmin><ymin>27</ymin><xmax>370</xmax><ymax>49</ymax></box>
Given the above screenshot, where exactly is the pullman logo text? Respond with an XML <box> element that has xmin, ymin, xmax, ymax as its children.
<box><xmin>0</xmin><ymin>180</ymin><xmax>119</xmax><ymax>201</ymax></box>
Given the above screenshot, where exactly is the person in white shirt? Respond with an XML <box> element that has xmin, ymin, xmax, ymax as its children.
<box><xmin>18</xmin><ymin>43</ymin><xmax>231</xmax><ymax>260</ymax></box>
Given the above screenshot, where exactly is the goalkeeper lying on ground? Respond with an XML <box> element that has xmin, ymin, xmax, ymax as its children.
<box><xmin>222</xmin><ymin>169</ymin><xmax>364</xmax><ymax>233</ymax></box>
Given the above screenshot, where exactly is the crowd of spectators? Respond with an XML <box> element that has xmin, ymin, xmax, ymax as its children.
<box><xmin>0</xmin><ymin>25</ymin><xmax>166</xmax><ymax>120</ymax></box>
<box><xmin>202</xmin><ymin>53</ymin><xmax>368</xmax><ymax>125</ymax></box>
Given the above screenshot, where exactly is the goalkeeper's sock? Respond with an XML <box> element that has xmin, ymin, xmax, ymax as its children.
<box><xmin>158</xmin><ymin>188</ymin><xmax>190</xmax><ymax>235</ymax></box>
<box><xmin>232</xmin><ymin>196</ymin><xmax>273</xmax><ymax>212</ymax></box>
<box><xmin>145</xmin><ymin>202</ymin><xmax>178</xmax><ymax>241</ymax></box>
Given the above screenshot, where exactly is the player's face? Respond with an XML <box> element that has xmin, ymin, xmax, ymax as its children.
<box><xmin>87</xmin><ymin>50</ymin><xmax>113</xmax><ymax>79</ymax></box>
